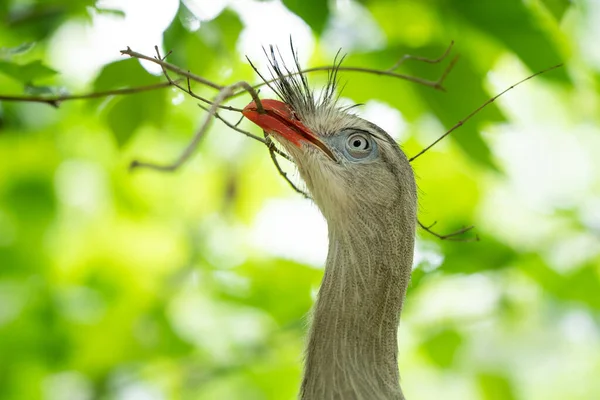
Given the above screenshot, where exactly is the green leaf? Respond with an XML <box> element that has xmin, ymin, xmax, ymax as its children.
<box><xmin>449</xmin><ymin>0</ymin><xmax>567</xmax><ymax>82</ymax></box>
<box><xmin>104</xmin><ymin>89</ymin><xmax>166</xmax><ymax>147</ymax></box>
<box><xmin>282</xmin><ymin>0</ymin><xmax>330</xmax><ymax>34</ymax></box>
<box><xmin>93</xmin><ymin>58</ymin><xmax>160</xmax><ymax>92</ymax></box>
<box><xmin>0</xmin><ymin>60</ymin><xmax>57</xmax><ymax>83</ymax></box>
<box><xmin>523</xmin><ymin>256</ymin><xmax>600</xmax><ymax>310</ymax></box>
<box><xmin>477</xmin><ymin>372</ymin><xmax>517</xmax><ymax>400</ymax></box>
<box><xmin>0</xmin><ymin>42</ymin><xmax>35</xmax><ymax>58</ymax></box>
<box><xmin>3</xmin><ymin>177</ymin><xmax>56</xmax><ymax>228</ymax></box>
<box><xmin>224</xmin><ymin>259</ymin><xmax>321</xmax><ymax>325</ymax></box>
<box><xmin>201</xmin><ymin>9</ymin><xmax>244</xmax><ymax>54</ymax></box>
<box><xmin>93</xmin><ymin>6</ymin><xmax>126</xmax><ymax>18</ymax></box>
<box><xmin>24</xmin><ymin>84</ymin><xmax>66</xmax><ymax>96</ymax></box>
<box><xmin>420</xmin><ymin>329</ymin><xmax>463</xmax><ymax>368</ymax></box>
<box><xmin>106</xmin><ymin>96</ymin><xmax>140</xmax><ymax>147</ymax></box>
<box><xmin>541</xmin><ymin>0</ymin><xmax>572</xmax><ymax>21</ymax></box>
<box><xmin>162</xmin><ymin>3</ymin><xmax>213</xmax><ymax>76</ymax></box>
<box><xmin>439</xmin><ymin>235</ymin><xmax>517</xmax><ymax>274</ymax></box>
<box><xmin>92</xmin><ymin>58</ymin><xmax>163</xmax><ymax>117</ymax></box>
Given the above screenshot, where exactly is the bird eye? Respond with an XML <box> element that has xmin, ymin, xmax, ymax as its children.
<box><xmin>345</xmin><ymin>133</ymin><xmax>372</xmax><ymax>159</ymax></box>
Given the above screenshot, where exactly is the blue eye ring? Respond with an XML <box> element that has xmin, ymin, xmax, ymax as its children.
<box><xmin>344</xmin><ymin>131</ymin><xmax>376</xmax><ymax>160</ymax></box>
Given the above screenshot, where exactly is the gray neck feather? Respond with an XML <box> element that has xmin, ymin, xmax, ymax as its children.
<box><xmin>300</xmin><ymin>202</ymin><xmax>416</xmax><ymax>400</ymax></box>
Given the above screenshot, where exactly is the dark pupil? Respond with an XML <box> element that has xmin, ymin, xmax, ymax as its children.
<box><xmin>353</xmin><ymin>139</ymin><xmax>362</xmax><ymax>148</ymax></box>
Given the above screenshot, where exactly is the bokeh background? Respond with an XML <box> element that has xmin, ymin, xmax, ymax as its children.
<box><xmin>1</xmin><ymin>0</ymin><xmax>599</xmax><ymax>399</ymax></box>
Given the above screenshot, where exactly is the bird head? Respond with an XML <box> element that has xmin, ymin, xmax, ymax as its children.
<box><xmin>243</xmin><ymin>47</ymin><xmax>416</xmax><ymax>226</ymax></box>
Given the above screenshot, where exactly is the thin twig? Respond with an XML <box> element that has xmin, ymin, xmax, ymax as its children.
<box><xmin>265</xmin><ymin>135</ymin><xmax>309</xmax><ymax>197</ymax></box>
<box><xmin>409</xmin><ymin>63</ymin><xmax>564</xmax><ymax>162</ymax></box>
<box><xmin>233</xmin><ymin>113</ymin><xmax>245</xmax><ymax>128</ymax></box>
<box><xmin>230</xmin><ymin>43</ymin><xmax>458</xmax><ymax>99</ymax></box>
<box><xmin>387</xmin><ymin>40</ymin><xmax>455</xmax><ymax>71</ymax></box>
<box><xmin>196</xmin><ymin>103</ymin><xmax>290</xmax><ymax>161</ymax></box>
<box><xmin>120</xmin><ymin>46</ymin><xmax>224</xmax><ymax>90</ymax></box>
<box><xmin>196</xmin><ymin>103</ymin><xmax>267</xmax><ymax>144</ymax></box>
<box><xmin>418</xmin><ymin>220</ymin><xmax>480</xmax><ymax>242</ymax></box>
<box><xmin>130</xmin><ymin>80</ymin><xmax>265</xmax><ymax>172</ymax></box>
<box><xmin>153</xmin><ymin>46</ymin><xmax>244</xmax><ymax>113</ymax></box>
<box><xmin>245</xmin><ymin>61</ymin><xmax>457</xmax><ymax>96</ymax></box>
<box><xmin>0</xmin><ymin>81</ymin><xmax>177</xmax><ymax>107</ymax></box>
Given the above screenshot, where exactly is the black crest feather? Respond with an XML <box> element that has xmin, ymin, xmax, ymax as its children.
<box><xmin>247</xmin><ymin>38</ymin><xmax>345</xmax><ymax>119</ymax></box>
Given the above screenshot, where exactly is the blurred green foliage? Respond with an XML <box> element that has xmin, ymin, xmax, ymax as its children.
<box><xmin>1</xmin><ymin>0</ymin><xmax>599</xmax><ymax>399</ymax></box>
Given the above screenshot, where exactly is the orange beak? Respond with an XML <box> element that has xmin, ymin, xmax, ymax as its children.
<box><xmin>242</xmin><ymin>99</ymin><xmax>336</xmax><ymax>161</ymax></box>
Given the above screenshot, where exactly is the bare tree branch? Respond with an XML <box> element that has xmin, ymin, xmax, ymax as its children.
<box><xmin>0</xmin><ymin>81</ymin><xmax>177</xmax><ymax>107</ymax></box>
<box><xmin>245</xmin><ymin>47</ymin><xmax>458</xmax><ymax>96</ymax></box>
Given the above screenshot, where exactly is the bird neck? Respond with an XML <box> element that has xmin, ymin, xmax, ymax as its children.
<box><xmin>301</xmin><ymin>208</ymin><xmax>416</xmax><ymax>400</ymax></box>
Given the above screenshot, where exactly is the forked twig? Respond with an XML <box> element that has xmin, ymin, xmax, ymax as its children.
<box><xmin>196</xmin><ymin>103</ymin><xmax>265</xmax><ymax>143</ymax></box>
<box><xmin>387</xmin><ymin>40</ymin><xmax>455</xmax><ymax>71</ymax></box>
<box><xmin>418</xmin><ymin>220</ymin><xmax>480</xmax><ymax>242</ymax></box>
<box><xmin>196</xmin><ymin>103</ymin><xmax>292</xmax><ymax>162</ymax></box>
<box><xmin>130</xmin><ymin>80</ymin><xmax>264</xmax><ymax>171</ymax></box>
<box><xmin>153</xmin><ymin>46</ymin><xmax>245</xmax><ymax>113</ymax></box>
<box><xmin>120</xmin><ymin>46</ymin><xmax>223</xmax><ymax>90</ymax></box>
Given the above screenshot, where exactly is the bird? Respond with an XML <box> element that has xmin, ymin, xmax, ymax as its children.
<box><xmin>242</xmin><ymin>46</ymin><xmax>417</xmax><ymax>400</ymax></box>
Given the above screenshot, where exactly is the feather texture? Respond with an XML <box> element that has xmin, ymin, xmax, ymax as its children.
<box><xmin>251</xmin><ymin>43</ymin><xmax>417</xmax><ymax>399</ymax></box>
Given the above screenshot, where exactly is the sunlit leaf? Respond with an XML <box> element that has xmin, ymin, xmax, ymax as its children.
<box><xmin>282</xmin><ymin>0</ymin><xmax>329</xmax><ymax>34</ymax></box>
<box><xmin>105</xmin><ymin>90</ymin><xmax>166</xmax><ymax>147</ymax></box>
<box><xmin>201</xmin><ymin>9</ymin><xmax>244</xmax><ymax>55</ymax></box>
<box><xmin>439</xmin><ymin>236</ymin><xmax>517</xmax><ymax>274</ymax></box>
<box><xmin>3</xmin><ymin>176</ymin><xmax>56</xmax><ymax>229</ymax></box>
<box><xmin>449</xmin><ymin>0</ymin><xmax>567</xmax><ymax>81</ymax></box>
<box><xmin>23</xmin><ymin>84</ymin><xmax>67</xmax><ymax>96</ymax></box>
<box><xmin>523</xmin><ymin>256</ymin><xmax>600</xmax><ymax>310</ymax></box>
<box><xmin>419</xmin><ymin>328</ymin><xmax>463</xmax><ymax>368</ymax></box>
<box><xmin>477</xmin><ymin>372</ymin><xmax>517</xmax><ymax>400</ymax></box>
<box><xmin>0</xmin><ymin>60</ymin><xmax>57</xmax><ymax>83</ymax></box>
<box><xmin>224</xmin><ymin>259</ymin><xmax>321</xmax><ymax>326</ymax></box>
<box><xmin>93</xmin><ymin>7</ymin><xmax>126</xmax><ymax>18</ymax></box>
<box><xmin>541</xmin><ymin>0</ymin><xmax>572</xmax><ymax>21</ymax></box>
<box><xmin>93</xmin><ymin>58</ymin><xmax>160</xmax><ymax>91</ymax></box>
<box><xmin>163</xmin><ymin>3</ymin><xmax>214</xmax><ymax>76</ymax></box>
<box><xmin>0</xmin><ymin>42</ymin><xmax>35</xmax><ymax>58</ymax></box>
